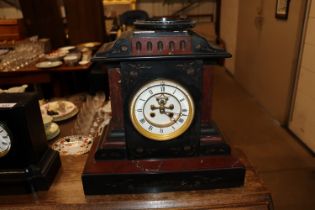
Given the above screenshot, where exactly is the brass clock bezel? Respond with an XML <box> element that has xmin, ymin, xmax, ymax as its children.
<box><xmin>130</xmin><ymin>79</ymin><xmax>195</xmax><ymax>141</ymax></box>
<box><xmin>0</xmin><ymin>122</ymin><xmax>12</xmax><ymax>158</ymax></box>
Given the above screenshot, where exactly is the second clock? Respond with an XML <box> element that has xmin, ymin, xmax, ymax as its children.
<box><xmin>121</xmin><ymin>60</ymin><xmax>202</xmax><ymax>159</ymax></box>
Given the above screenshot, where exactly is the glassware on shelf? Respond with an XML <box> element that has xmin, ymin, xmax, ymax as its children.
<box><xmin>0</xmin><ymin>39</ymin><xmax>45</xmax><ymax>72</ymax></box>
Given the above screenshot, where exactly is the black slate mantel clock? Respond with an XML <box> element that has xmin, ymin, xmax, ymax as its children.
<box><xmin>0</xmin><ymin>93</ymin><xmax>61</xmax><ymax>194</ymax></box>
<box><xmin>82</xmin><ymin>18</ymin><xmax>245</xmax><ymax>195</ymax></box>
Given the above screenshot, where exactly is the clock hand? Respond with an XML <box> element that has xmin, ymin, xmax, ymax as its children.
<box><xmin>150</xmin><ymin>104</ymin><xmax>159</xmax><ymax>110</ymax></box>
<box><xmin>150</xmin><ymin>104</ymin><xmax>167</xmax><ymax>116</ymax></box>
<box><xmin>150</xmin><ymin>104</ymin><xmax>174</xmax><ymax>111</ymax></box>
<box><xmin>164</xmin><ymin>104</ymin><xmax>174</xmax><ymax>110</ymax></box>
<box><xmin>150</xmin><ymin>104</ymin><xmax>169</xmax><ymax>114</ymax></box>
<box><xmin>164</xmin><ymin>111</ymin><xmax>181</xmax><ymax>123</ymax></box>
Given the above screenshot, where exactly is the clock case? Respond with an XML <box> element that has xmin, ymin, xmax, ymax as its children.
<box><xmin>0</xmin><ymin>93</ymin><xmax>61</xmax><ymax>194</ymax></box>
<box><xmin>82</xmin><ymin>19</ymin><xmax>245</xmax><ymax>194</ymax></box>
<box><xmin>121</xmin><ymin>60</ymin><xmax>203</xmax><ymax>159</ymax></box>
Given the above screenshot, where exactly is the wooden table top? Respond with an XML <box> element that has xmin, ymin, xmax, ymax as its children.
<box><xmin>0</xmin><ymin>60</ymin><xmax>92</xmax><ymax>76</ymax></box>
<box><xmin>0</xmin><ymin>59</ymin><xmax>93</xmax><ymax>92</ymax></box>
<box><xmin>0</xmin><ymin>153</ymin><xmax>273</xmax><ymax>209</ymax></box>
<box><xmin>0</xmin><ymin>96</ymin><xmax>273</xmax><ymax>210</ymax></box>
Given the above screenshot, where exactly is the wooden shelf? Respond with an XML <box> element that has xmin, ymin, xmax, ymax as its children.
<box><xmin>0</xmin><ymin>19</ymin><xmax>25</xmax><ymax>41</ymax></box>
<box><xmin>103</xmin><ymin>0</ymin><xmax>136</xmax><ymax>9</ymax></box>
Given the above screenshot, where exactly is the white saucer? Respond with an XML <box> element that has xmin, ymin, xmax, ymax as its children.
<box><xmin>36</xmin><ymin>61</ymin><xmax>62</xmax><ymax>69</ymax></box>
<box><xmin>58</xmin><ymin>46</ymin><xmax>76</xmax><ymax>52</ymax></box>
<box><xmin>46</xmin><ymin>122</ymin><xmax>60</xmax><ymax>141</ymax></box>
<box><xmin>51</xmin><ymin>135</ymin><xmax>93</xmax><ymax>155</ymax></box>
<box><xmin>79</xmin><ymin>60</ymin><xmax>89</xmax><ymax>65</ymax></box>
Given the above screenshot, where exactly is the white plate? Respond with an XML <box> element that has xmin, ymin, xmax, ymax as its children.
<box><xmin>40</xmin><ymin>100</ymin><xmax>78</xmax><ymax>122</ymax></box>
<box><xmin>77</xmin><ymin>42</ymin><xmax>101</xmax><ymax>49</ymax></box>
<box><xmin>46</xmin><ymin>123</ymin><xmax>60</xmax><ymax>141</ymax></box>
<box><xmin>51</xmin><ymin>135</ymin><xmax>93</xmax><ymax>155</ymax></box>
<box><xmin>45</xmin><ymin>50</ymin><xmax>68</xmax><ymax>61</ymax></box>
<box><xmin>36</xmin><ymin>61</ymin><xmax>62</xmax><ymax>69</ymax></box>
<box><xmin>0</xmin><ymin>48</ymin><xmax>10</xmax><ymax>56</ymax></box>
<box><xmin>58</xmin><ymin>46</ymin><xmax>76</xmax><ymax>52</ymax></box>
<box><xmin>79</xmin><ymin>60</ymin><xmax>89</xmax><ymax>65</ymax></box>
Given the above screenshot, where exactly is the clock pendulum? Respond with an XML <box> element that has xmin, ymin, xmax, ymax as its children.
<box><xmin>82</xmin><ymin>18</ymin><xmax>245</xmax><ymax>194</ymax></box>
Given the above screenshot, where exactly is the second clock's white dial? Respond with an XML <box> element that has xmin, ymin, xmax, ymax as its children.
<box><xmin>0</xmin><ymin>123</ymin><xmax>11</xmax><ymax>158</ymax></box>
<box><xmin>130</xmin><ymin>79</ymin><xmax>194</xmax><ymax>141</ymax></box>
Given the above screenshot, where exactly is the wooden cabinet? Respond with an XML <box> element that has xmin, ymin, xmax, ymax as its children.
<box><xmin>0</xmin><ymin>19</ymin><xmax>25</xmax><ymax>41</ymax></box>
<box><xmin>103</xmin><ymin>0</ymin><xmax>136</xmax><ymax>10</ymax></box>
<box><xmin>19</xmin><ymin>0</ymin><xmax>66</xmax><ymax>48</ymax></box>
<box><xmin>63</xmin><ymin>0</ymin><xmax>106</xmax><ymax>45</ymax></box>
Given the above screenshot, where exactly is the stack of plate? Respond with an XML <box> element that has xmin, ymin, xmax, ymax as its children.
<box><xmin>41</xmin><ymin>100</ymin><xmax>78</xmax><ymax>141</ymax></box>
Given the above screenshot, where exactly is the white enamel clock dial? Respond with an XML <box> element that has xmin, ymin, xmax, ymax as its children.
<box><xmin>0</xmin><ymin>123</ymin><xmax>11</xmax><ymax>158</ymax></box>
<box><xmin>130</xmin><ymin>79</ymin><xmax>194</xmax><ymax>141</ymax></box>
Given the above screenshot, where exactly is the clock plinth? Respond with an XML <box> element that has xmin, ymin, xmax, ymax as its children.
<box><xmin>0</xmin><ymin>148</ymin><xmax>60</xmax><ymax>194</ymax></box>
<box><xmin>83</xmin><ymin>125</ymin><xmax>244</xmax><ymax>195</ymax></box>
<box><xmin>82</xmin><ymin>18</ymin><xmax>245</xmax><ymax>194</ymax></box>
